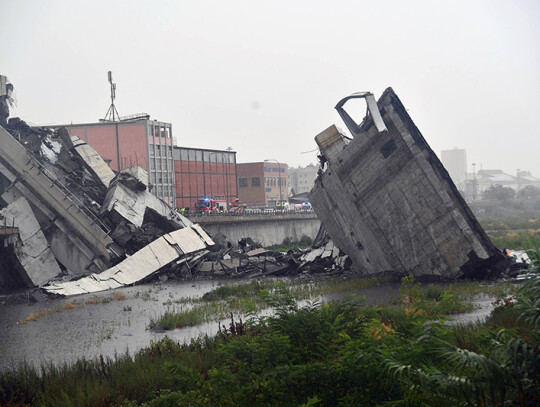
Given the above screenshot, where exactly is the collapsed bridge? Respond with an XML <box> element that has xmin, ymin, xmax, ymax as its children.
<box><xmin>0</xmin><ymin>121</ymin><xmax>214</xmax><ymax>295</ymax></box>
<box><xmin>310</xmin><ymin>88</ymin><xmax>509</xmax><ymax>280</ymax></box>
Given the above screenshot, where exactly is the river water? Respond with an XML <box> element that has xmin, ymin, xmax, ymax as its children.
<box><xmin>0</xmin><ymin>279</ymin><xmax>494</xmax><ymax>373</ymax></box>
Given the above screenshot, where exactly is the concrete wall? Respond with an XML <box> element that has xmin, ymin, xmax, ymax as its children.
<box><xmin>194</xmin><ymin>214</ymin><xmax>320</xmax><ymax>247</ymax></box>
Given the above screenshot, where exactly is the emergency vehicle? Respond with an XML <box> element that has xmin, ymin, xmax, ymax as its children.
<box><xmin>194</xmin><ymin>198</ymin><xmax>228</xmax><ymax>214</ymax></box>
<box><xmin>194</xmin><ymin>197</ymin><xmax>246</xmax><ymax>214</ymax></box>
<box><xmin>229</xmin><ymin>197</ymin><xmax>246</xmax><ymax>213</ymax></box>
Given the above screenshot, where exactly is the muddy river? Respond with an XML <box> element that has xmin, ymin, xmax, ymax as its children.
<box><xmin>0</xmin><ymin>279</ymin><xmax>494</xmax><ymax>372</ymax></box>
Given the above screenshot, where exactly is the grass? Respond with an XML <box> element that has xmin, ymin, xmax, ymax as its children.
<box><xmin>18</xmin><ymin>291</ymin><xmax>129</xmax><ymax>325</ymax></box>
<box><xmin>487</xmin><ymin>229</ymin><xmax>540</xmax><ymax>250</ymax></box>
<box><xmin>149</xmin><ymin>277</ymin><xmax>389</xmax><ymax>330</ymax></box>
<box><xmin>148</xmin><ymin>275</ymin><xmax>512</xmax><ymax>332</ymax></box>
<box><xmin>18</xmin><ymin>301</ymin><xmax>84</xmax><ymax>324</ymax></box>
<box><xmin>265</xmin><ymin>235</ymin><xmax>313</xmax><ymax>252</ymax></box>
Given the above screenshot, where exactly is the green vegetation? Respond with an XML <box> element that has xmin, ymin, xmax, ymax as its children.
<box><xmin>1</xmin><ymin>270</ymin><xmax>538</xmax><ymax>406</ymax></box>
<box><xmin>472</xmin><ymin>195</ymin><xmax>540</xmax><ymax>232</ymax></box>
<box><xmin>150</xmin><ymin>278</ymin><xmax>383</xmax><ymax>330</ymax></box>
<box><xmin>149</xmin><ymin>275</ymin><xmax>490</xmax><ymax>331</ymax></box>
<box><xmin>487</xmin><ymin>229</ymin><xmax>540</xmax><ymax>251</ymax></box>
<box><xmin>18</xmin><ymin>291</ymin><xmax>130</xmax><ymax>325</ymax></box>
<box><xmin>482</xmin><ymin>184</ymin><xmax>516</xmax><ymax>202</ymax></box>
<box><xmin>266</xmin><ymin>235</ymin><xmax>313</xmax><ymax>251</ymax></box>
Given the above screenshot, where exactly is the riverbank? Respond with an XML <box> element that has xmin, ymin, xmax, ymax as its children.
<box><xmin>1</xmin><ymin>272</ymin><xmax>538</xmax><ymax>406</ymax></box>
<box><xmin>0</xmin><ymin>275</ymin><xmax>513</xmax><ymax>373</ymax></box>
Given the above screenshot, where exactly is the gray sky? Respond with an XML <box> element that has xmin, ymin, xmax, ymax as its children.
<box><xmin>2</xmin><ymin>0</ymin><xmax>539</xmax><ymax>176</ymax></box>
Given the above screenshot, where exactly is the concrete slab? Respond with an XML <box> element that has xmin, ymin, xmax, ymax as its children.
<box><xmin>1</xmin><ymin>197</ymin><xmax>62</xmax><ymax>286</ymax></box>
<box><xmin>43</xmin><ymin>224</ymin><xmax>214</xmax><ymax>296</ymax></box>
<box><xmin>72</xmin><ymin>136</ymin><xmax>116</xmax><ymax>187</ymax></box>
<box><xmin>121</xmin><ymin>166</ymin><xmax>148</xmax><ymax>187</ymax></box>
<box><xmin>101</xmin><ymin>176</ymin><xmax>191</xmax><ymax>229</ymax></box>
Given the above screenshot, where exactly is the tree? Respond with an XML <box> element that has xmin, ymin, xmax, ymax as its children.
<box><xmin>482</xmin><ymin>184</ymin><xmax>515</xmax><ymax>201</ymax></box>
<box><xmin>518</xmin><ymin>185</ymin><xmax>540</xmax><ymax>199</ymax></box>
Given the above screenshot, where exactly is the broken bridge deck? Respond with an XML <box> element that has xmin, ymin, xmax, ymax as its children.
<box><xmin>310</xmin><ymin>88</ymin><xmax>507</xmax><ymax>280</ymax></box>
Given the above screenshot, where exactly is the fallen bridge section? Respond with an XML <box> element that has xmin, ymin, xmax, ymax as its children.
<box><xmin>0</xmin><ymin>125</ymin><xmax>113</xmax><ymax>261</ymax></box>
<box><xmin>43</xmin><ymin>224</ymin><xmax>214</xmax><ymax>296</ymax></box>
<box><xmin>310</xmin><ymin>88</ymin><xmax>508</xmax><ymax>280</ymax></box>
<box><xmin>0</xmin><ymin>197</ymin><xmax>62</xmax><ymax>286</ymax></box>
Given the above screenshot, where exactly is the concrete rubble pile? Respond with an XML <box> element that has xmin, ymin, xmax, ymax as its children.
<box><xmin>193</xmin><ymin>233</ymin><xmax>353</xmax><ymax>280</ymax></box>
<box><xmin>310</xmin><ymin>88</ymin><xmax>511</xmax><ymax>281</ymax></box>
<box><xmin>0</xmin><ymin>117</ymin><xmax>214</xmax><ymax>297</ymax></box>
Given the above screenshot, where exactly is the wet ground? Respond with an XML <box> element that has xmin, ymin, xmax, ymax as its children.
<box><xmin>0</xmin><ymin>279</ymin><xmax>495</xmax><ymax>372</ymax></box>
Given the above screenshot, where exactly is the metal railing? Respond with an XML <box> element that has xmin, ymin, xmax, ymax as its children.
<box><xmin>186</xmin><ymin>208</ymin><xmax>315</xmax><ymax>218</ymax></box>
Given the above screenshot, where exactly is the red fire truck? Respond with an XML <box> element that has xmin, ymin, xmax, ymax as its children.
<box><xmin>194</xmin><ymin>197</ymin><xmax>246</xmax><ymax>214</ymax></box>
<box><xmin>194</xmin><ymin>198</ymin><xmax>228</xmax><ymax>214</ymax></box>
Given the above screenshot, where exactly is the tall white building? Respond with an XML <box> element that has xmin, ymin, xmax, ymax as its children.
<box><xmin>441</xmin><ymin>148</ymin><xmax>467</xmax><ymax>191</ymax></box>
<box><xmin>288</xmin><ymin>164</ymin><xmax>319</xmax><ymax>195</ymax></box>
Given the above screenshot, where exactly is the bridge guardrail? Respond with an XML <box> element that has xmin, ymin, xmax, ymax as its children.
<box><xmin>186</xmin><ymin>208</ymin><xmax>315</xmax><ymax>218</ymax></box>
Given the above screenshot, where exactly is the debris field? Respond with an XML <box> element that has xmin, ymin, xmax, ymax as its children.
<box><xmin>0</xmin><ymin>82</ymin><xmax>521</xmax><ymax>299</ymax></box>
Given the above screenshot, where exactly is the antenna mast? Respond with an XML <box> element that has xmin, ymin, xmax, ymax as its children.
<box><xmin>103</xmin><ymin>71</ymin><xmax>120</xmax><ymax>122</ymax></box>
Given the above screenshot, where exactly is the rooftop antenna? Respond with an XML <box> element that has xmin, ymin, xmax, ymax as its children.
<box><xmin>103</xmin><ymin>71</ymin><xmax>120</xmax><ymax>122</ymax></box>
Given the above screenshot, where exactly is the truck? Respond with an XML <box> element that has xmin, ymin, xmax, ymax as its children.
<box><xmin>194</xmin><ymin>197</ymin><xmax>246</xmax><ymax>214</ymax></box>
<box><xmin>194</xmin><ymin>198</ymin><xmax>228</xmax><ymax>214</ymax></box>
<box><xmin>229</xmin><ymin>197</ymin><xmax>247</xmax><ymax>213</ymax></box>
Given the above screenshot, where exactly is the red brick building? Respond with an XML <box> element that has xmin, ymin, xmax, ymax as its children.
<box><xmin>63</xmin><ymin>118</ymin><xmax>176</xmax><ymax>206</ymax></box>
<box><xmin>237</xmin><ymin>162</ymin><xmax>288</xmax><ymax>207</ymax></box>
<box><xmin>173</xmin><ymin>147</ymin><xmax>237</xmax><ymax>210</ymax></box>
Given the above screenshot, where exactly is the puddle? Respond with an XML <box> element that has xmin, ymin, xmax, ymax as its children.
<box><xmin>0</xmin><ymin>280</ymin><xmax>223</xmax><ymax>372</ymax></box>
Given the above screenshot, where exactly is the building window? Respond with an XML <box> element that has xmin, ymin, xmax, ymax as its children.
<box><xmin>239</xmin><ymin>178</ymin><xmax>248</xmax><ymax>188</ymax></box>
<box><xmin>251</xmin><ymin>177</ymin><xmax>260</xmax><ymax>187</ymax></box>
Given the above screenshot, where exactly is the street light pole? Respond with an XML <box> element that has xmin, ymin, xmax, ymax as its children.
<box><xmin>264</xmin><ymin>159</ymin><xmax>282</xmax><ymax>204</ymax></box>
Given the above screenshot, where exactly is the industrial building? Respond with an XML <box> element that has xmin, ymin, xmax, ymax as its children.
<box><xmin>465</xmin><ymin>169</ymin><xmax>540</xmax><ymax>200</ymax></box>
<box><xmin>237</xmin><ymin>162</ymin><xmax>288</xmax><ymax>207</ymax></box>
<box><xmin>63</xmin><ymin>117</ymin><xmax>176</xmax><ymax>206</ymax></box>
<box><xmin>173</xmin><ymin>146</ymin><xmax>237</xmax><ymax>210</ymax></box>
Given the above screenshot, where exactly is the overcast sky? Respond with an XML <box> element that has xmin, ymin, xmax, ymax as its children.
<box><xmin>2</xmin><ymin>0</ymin><xmax>539</xmax><ymax>176</ymax></box>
